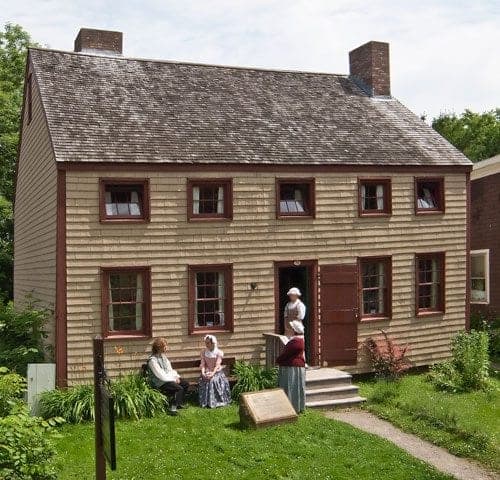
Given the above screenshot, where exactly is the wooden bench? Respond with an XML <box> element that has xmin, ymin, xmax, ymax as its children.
<box><xmin>142</xmin><ymin>357</ymin><xmax>236</xmax><ymax>390</ymax></box>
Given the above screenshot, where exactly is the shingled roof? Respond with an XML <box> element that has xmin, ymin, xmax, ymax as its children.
<box><xmin>29</xmin><ymin>48</ymin><xmax>471</xmax><ymax>167</ymax></box>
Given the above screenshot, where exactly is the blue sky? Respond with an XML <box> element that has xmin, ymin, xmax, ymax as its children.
<box><xmin>2</xmin><ymin>0</ymin><xmax>499</xmax><ymax>119</ymax></box>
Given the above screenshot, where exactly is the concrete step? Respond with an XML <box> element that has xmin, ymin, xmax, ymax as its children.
<box><xmin>306</xmin><ymin>369</ymin><xmax>353</xmax><ymax>390</ymax></box>
<box><xmin>306</xmin><ymin>385</ymin><xmax>360</xmax><ymax>402</ymax></box>
<box><xmin>306</xmin><ymin>396</ymin><xmax>367</xmax><ymax>410</ymax></box>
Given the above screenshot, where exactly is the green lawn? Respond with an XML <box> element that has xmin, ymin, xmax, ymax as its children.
<box><xmin>53</xmin><ymin>406</ymin><xmax>453</xmax><ymax>480</ymax></box>
<box><xmin>358</xmin><ymin>373</ymin><xmax>500</xmax><ymax>472</ymax></box>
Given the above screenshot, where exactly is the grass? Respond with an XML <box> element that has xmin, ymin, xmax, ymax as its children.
<box><xmin>53</xmin><ymin>405</ymin><xmax>453</xmax><ymax>480</ymax></box>
<box><xmin>358</xmin><ymin>373</ymin><xmax>500</xmax><ymax>472</ymax></box>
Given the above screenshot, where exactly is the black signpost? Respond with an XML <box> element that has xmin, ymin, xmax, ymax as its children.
<box><xmin>93</xmin><ymin>336</ymin><xmax>117</xmax><ymax>479</ymax></box>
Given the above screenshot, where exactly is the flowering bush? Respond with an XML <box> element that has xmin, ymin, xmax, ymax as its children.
<box><xmin>365</xmin><ymin>330</ymin><xmax>411</xmax><ymax>380</ymax></box>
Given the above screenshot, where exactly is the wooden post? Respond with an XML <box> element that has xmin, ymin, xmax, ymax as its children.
<box><xmin>93</xmin><ymin>336</ymin><xmax>106</xmax><ymax>480</ymax></box>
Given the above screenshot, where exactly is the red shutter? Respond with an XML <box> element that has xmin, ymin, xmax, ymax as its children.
<box><xmin>320</xmin><ymin>264</ymin><xmax>359</xmax><ymax>366</ymax></box>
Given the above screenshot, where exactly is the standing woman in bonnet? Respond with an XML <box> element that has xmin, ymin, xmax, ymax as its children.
<box><xmin>198</xmin><ymin>335</ymin><xmax>231</xmax><ymax>408</ymax></box>
<box><xmin>276</xmin><ymin>320</ymin><xmax>306</xmax><ymax>413</ymax></box>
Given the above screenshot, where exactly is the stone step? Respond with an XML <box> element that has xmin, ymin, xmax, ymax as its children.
<box><xmin>306</xmin><ymin>370</ymin><xmax>353</xmax><ymax>390</ymax></box>
<box><xmin>306</xmin><ymin>385</ymin><xmax>360</xmax><ymax>402</ymax></box>
<box><xmin>306</xmin><ymin>396</ymin><xmax>367</xmax><ymax>410</ymax></box>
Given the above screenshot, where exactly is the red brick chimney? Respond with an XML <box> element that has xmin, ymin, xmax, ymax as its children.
<box><xmin>74</xmin><ymin>28</ymin><xmax>122</xmax><ymax>55</ymax></box>
<box><xmin>349</xmin><ymin>41</ymin><xmax>390</xmax><ymax>97</ymax></box>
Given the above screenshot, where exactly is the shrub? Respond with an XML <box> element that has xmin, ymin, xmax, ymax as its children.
<box><xmin>365</xmin><ymin>330</ymin><xmax>411</xmax><ymax>380</ymax></box>
<box><xmin>231</xmin><ymin>361</ymin><xmax>278</xmax><ymax>400</ymax></box>
<box><xmin>470</xmin><ymin>311</ymin><xmax>500</xmax><ymax>359</ymax></box>
<box><xmin>39</xmin><ymin>373</ymin><xmax>167</xmax><ymax>423</ymax></box>
<box><xmin>368</xmin><ymin>380</ymin><xmax>401</xmax><ymax>405</ymax></box>
<box><xmin>429</xmin><ymin>330</ymin><xmax>491</xmax><ymax>392</ymax></box>
<box><xmin>0</xmin><ymin>367</ymin><xmax>63</xmax><ymax>479</ymax></box>
<box><xmin>0</xmin><ymin>297</ymin><xmax>51</xmax><ymax>375</ymax></box>
<box><xmin>38</xmin><ymin>383</ymin><xmax>95</xmax><ymax>423</ymax></box>
<box><xmin>0</xmin><ymin>405</ymin><xmax>63</xmax><ymax>480</ymax></box>
<box><xmin>0</xmin><ymin>366</ymin><xmax>26</xmax><ymax>416</ymax></box>
<box><xmin>111</xmin><ymin>373</ymin><xmax>166</xmax><ymax>420</ymax></box>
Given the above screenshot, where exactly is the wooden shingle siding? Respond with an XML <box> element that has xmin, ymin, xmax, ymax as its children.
<box><xmin>14</xmin><ymin>70</ymin><xmax>57</xmax><ymax>343</ymax></box>
<box><xmin>64</xmin><ymin>170</ymin><xmax>467</xmax><ymax>383</ymax></box>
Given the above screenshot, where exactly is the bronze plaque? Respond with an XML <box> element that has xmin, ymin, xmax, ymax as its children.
<box><xmin>239</xmin><ymin>388</ymin><xmax>298</xmax><ymax>428</ymax></box>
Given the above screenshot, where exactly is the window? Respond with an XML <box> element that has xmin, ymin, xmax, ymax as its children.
<box><xmin>471</xmin><ymin>250</ymin><xmax>489</xmax><ymax>304</ymax></box>
<box><xmin>101</xmin><ymin>266</ymin><xmax>152</xmax><ymax>338</ymax></box>
<box><xmin>359</xmin><ymin>257</ymin><xmax>392</xmax><ymax>319</ymax></box>
<box><xmin>276</xmin><ymin>179</ymin><xmax>315</xmax><ymax>218</ymax></box>
<box><xmin>358</xmin><ymin>179</ymin><xmax>391</xmax><ymax>216</ymax></box>
<box><xmin>415</xmin><ymin>178</ymin><xmax>444</xmax><ymax>213</ymax></box>
<box><xmin>416</xmin><ymin>253</ymin><xmax>445</xmax><ymax>315</ymax></box>
<box><xmin>99</xmin><ymin>179</ymin><xmax>150</xmax><ymax>222</ymax></box>
<box><xmin>26</xmin><ymin>74</ymin><xmax>32</xmax><ymax>125</ymax></box>
<box><xmin>187</xmin><ymin>179</ymin><xmax>233</xmax><ymax>220</ymax></box>
<box><xmin>188</xmin><ymin>264</ymin><xmax>233</xmax><ymax>333</ymax></box>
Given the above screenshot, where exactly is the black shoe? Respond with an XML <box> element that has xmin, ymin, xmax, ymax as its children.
<box><xmin>177</xmin><ymin>404</ymin><xmax>186</xmax><ymax>409</ymax></box>
<box><xmin>168</xmin><ymin>406</ymin><xmax>178</xmax><ymax>416</ymax></box>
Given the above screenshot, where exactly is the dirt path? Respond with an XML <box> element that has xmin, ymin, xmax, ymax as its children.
<box><xmin>326</xmin><ymin>410</ymin><xmax>499</xmax><ymax>480</ymax></box>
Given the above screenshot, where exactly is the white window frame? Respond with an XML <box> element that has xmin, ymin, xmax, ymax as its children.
<box><xmin>470</xmin><ymin>249</ymin><xmax>490</xmax><ymax>304</ymax></box>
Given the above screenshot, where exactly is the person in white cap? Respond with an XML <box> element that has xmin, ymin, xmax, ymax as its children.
<box><xmin>284</xmin><ymin>287</ymin><xmax>306</xmax><ymax>329</ymax></box>
<box><xmin>276</xmin><ymin>320</ymin><xmax>306</xmax><ymax>413</ymax></box>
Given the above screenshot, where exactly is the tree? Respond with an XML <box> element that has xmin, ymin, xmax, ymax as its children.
<box><xmin>0</xmin><ymin>23</ymin><xmax>38</xmax><ymax>301</ymax></box>
<box><xmin>432</xmin><ymin>109</ymin><xmax>500</xmax><ymax>162</ymax></box>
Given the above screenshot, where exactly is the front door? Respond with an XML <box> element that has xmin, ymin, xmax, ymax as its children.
<box><xmin>320</xmin><ymin>264</ymin><xmax>359</xmax><ymax>366</ymax></box>
<box><xmin>275</xmin><ymin>261</ymin><xmax>318</xmax><ymax>365</ymax></box>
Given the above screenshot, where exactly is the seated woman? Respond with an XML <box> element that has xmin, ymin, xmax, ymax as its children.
<box><xmin>276</xmin><ymin>320</ymin><xmax>306</xmax><ymax>413</ymax></box>
<box><xmin>198</xmin><ymin>335</ymin><xmax>231</xmax><ymax>408</ymax></box>
<box><xmin>148</xmin><ymin>337</ymin><xmax>189</xmax><ymax>415</ymax></box>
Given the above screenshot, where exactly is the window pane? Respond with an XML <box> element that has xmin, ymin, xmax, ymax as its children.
<box><xmin>279</xmin><ymin>183</ymin><xmax>309</xmax><ymax>214</ymax></box>
<box><xmin>107</xmin><ymin>271</ymin><xmax>143</xmax><ymax>332</ymax></box>
<box><xmin>193</xmin><ymin>185</ymin><xmax>224</xmax><ymax>214</ymax></box>
<box><xmin>417</xmin><ymin>255</ymin><xmax>442</xmax><ymax>310</ymax></box>
<box><xmin>417</xmin><ymin>181</ymin><xmax>440</xmax><ymax>209</ymax></box>
<box><xmin>471</xmin><ymin>254</ymin><xmax>485</xmax><ymax>277</ymax></box>
<box><xmin>361</xmin><ymin>261</ymin><xmax>386</xmax><ymax>315</ymax></box>
<box><xmin>194</xmin><ymin>270</ymin><xmax>225</xmax><ymax>327</ymax></box>
<box><xmin>105</xmin><ymin>184</ymin><xmax>143</xmax><ymax>217</ymax></box>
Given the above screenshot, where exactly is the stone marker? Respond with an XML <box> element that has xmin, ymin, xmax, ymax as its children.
<box><xmin>239</xmin><ymin>388</ymin><xmax>298</xmax><ymax>428</ymax></box>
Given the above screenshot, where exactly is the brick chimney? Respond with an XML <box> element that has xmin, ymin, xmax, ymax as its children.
<box><xmin>349</xmin><ymin>41</ymin><xmax>390</xmax><ymax>97</ymax></box>
<box><xmin>74</xmin><ymin>28</ymin><xmax>122</xmax><ymax>55</ymax></box>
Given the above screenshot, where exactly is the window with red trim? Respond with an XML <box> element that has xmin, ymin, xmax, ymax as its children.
<box><xmin>415</xmin><ymin>178</ymin><xmax>444</xmax><ymax>213</ymax></box>
<box><xmin>187</xmin><ymin>179</ymin><xmax>233</xmax><ymax>220</ymax></box>
<box><xmin>99</xmin><ymin>179</ymin><xmax>150</xmax><ymax>222</ymax></box>
<box><xmin>416</xmin><ymin>253</ymin><xmax>445</xmax><ymax>314</ymax></box>
<box><xmin>359</xmin><ymin>257</ymin><xmax>391</xmax><ymax>319</ymax></box>
<box><xmin>359</xmin><ymin>179</ymin><xmax>391</xmax><ymax>216</ymax></box>
<box><xmin>188</xmin><ymin>265</ymin><xmax>233</xmax><ymax>333</ymax></box>
<box><xmin>276</xmin><ymin>179</ymin><xmax>315</xmax><ymax>218</ymax></box>
<box><xmin>101</xmin><ymin>267</ymin><xmax>152</xmax><ymax>338</ymax></box>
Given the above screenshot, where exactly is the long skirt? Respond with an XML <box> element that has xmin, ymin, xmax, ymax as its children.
<box><xmin>198</xmin><ymin>371</ymin><xmax>231</xmax><ymax>408</ymax></box>
<box><xmin>278</xmin><ymin>366</ymin><xmax>306</xmax><ymax>413</ymax></box>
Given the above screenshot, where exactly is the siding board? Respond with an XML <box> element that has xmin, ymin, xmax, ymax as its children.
<box><xmin>64</xmin><ymin>170</ymin><xmax>467</xmax><ymax>383</ymax></box>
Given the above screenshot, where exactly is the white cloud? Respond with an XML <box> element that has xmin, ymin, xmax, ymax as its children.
<box><xmin>1</xmin><ymin>0</ymin><xmax>499</xmax><ymax>118</ymax></box>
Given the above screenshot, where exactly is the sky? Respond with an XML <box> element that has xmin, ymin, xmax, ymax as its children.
<box><xmin>1</xmin><ymin>0</ymin><xmax>499</xmax><ymax>120</ymax></box>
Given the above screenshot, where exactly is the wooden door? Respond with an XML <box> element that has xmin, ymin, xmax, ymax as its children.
<box><xmin>320</xmin><ymin>264</ymin><xmax>359</xmax><ymax>366</ymax></box>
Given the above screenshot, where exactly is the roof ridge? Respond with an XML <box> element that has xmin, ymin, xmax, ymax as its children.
<box><xmin>29</xmin><ymin>46</ymin><xmax>350</xmax><ymax>77</ymax></box>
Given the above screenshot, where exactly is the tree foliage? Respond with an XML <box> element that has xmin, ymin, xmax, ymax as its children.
<box><xmin>432</xmin><ymin>109</ymin><xmax>500</xmax><ymax>162</ymax></box>
<box><xmin>0</xmin><ymin>23</ymin><xmax>38</xmax><ymax>302</ymax></box>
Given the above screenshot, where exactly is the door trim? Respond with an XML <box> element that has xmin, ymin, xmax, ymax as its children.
<box><xmin>274</xmin><ymin>259</ymin><xmax>319</xmax><ymax>366</ymax></box>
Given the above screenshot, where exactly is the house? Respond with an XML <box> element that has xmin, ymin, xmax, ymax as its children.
<box><xmin>470</xmin><ymin>154</ymin><xmax>500</xmax><ymax>317</ymax></box>
<box><xmin>14</xmin><ymin>28</ymin><xmax>472</xmax><ymax>388</ymax></box>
